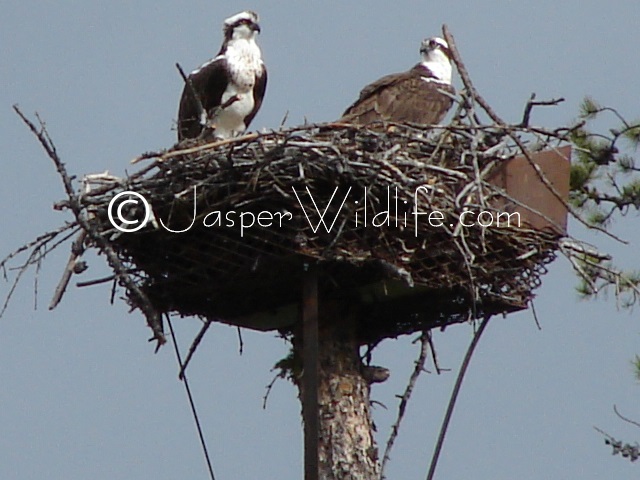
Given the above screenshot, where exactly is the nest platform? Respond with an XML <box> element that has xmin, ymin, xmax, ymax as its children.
<box><xmin>75</xmin><ymin>121</ymin><xmax>569</xmax><ymax>344</ymax></box>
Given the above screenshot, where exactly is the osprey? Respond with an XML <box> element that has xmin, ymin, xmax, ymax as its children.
<box><xmin>340</xmin><ymin>37</ymin><xmax>454</xmax><ymax>125</ymax></box>
<box><xmin>177</xmin><ymin>11</ymin><xmax>267</xmax><ymax>141</ymax></box>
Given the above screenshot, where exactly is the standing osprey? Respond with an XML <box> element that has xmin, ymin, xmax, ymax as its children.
<box><xmin>340</xmin><ymin>37</ymin><xmax>454</xmax><ymax>125</ymax></box>
<box><xmin>177</xmin><ymin>11</ymin><xmax>267</xmax><ymax>141</ymax></box>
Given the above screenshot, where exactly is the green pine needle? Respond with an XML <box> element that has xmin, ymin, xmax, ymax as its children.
<box><xmin>586</xmin><ymin>209</ymin><xmax>609</xmax><ymax>227</ymax></box>
<box><xmin>576</xmin><ymin>280</ymin><xmax>594</xmax><ymax>298</ymax></box>
<box><xmin>633</xmin><ymin>355</ymin><xmax>640</xmax><ymax>382</ymax></box>
<box><xmin>623</xmin><ymin>122</ymin><xmax>640</xmax><ymax>148</ymax></box>
<box><xmin>580</xmin><ymin>96</ymin><xmax>602</xmax><ymax>119</ymax></box>
<box><xmin>618</xmin><ymin>154</ymin><xmax>636</xmax><ymax>172</ymax></box>
<box><xmin>570</xmin><ymin>163</ymin><xmax>596</xmax><ymax>190</ymax></box>
<box><xmin>621</xmin><ymin>180</ymin><xmax>640</xmax><ymax>208</ymax></box>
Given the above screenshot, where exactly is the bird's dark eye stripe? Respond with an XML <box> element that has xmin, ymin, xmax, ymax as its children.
<box><xmin>427</xmin><ymin>40</ymin><xmax>451</xmax><ymax>59</ymax></box>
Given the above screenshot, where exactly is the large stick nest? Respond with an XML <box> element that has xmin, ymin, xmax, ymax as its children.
<box><xmin>78</xmin><ymin>120</ymin><xmax>563</xmax><ymax>344</ymax></box>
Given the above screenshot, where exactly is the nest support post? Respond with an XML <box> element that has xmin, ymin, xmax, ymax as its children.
<box><xmin>302</xmin><ymin>263</ymin><xmax>319</xmax><ymax>480</ymax></box>
<box><xmin>295</xmin><ymin>278</ymin><xmax>380</xmax><ymax>480</ymax></box>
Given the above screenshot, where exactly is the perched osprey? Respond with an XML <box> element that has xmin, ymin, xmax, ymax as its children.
<box><xmin>340</xmin><ymin>37</ymin><xmax>454</xmax><ymax>125</ymax></box>
<box><xmin>177</xmin><ymin>11</ymin><xmax>267</xmax><ymax>141</ymax></box>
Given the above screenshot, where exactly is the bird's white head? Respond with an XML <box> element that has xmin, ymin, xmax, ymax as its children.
<box><xmin>419</xmin><ymin>37</ymin><xmax>452</xmax><ymax>84</ymax></box>
<box><xmin>223</xmin><ymin>10</ymin><xmax>261</xmax><ymax>41</ymax></box>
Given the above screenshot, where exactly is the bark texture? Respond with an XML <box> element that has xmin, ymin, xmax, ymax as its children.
<box><xmin>294</xmin><ymin>308</ymin><xmax>380</xmax><ymax>480</ymax></box>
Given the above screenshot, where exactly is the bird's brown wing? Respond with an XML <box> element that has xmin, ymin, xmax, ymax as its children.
<box><xmin>177</xmin><ymin>58</ymin><xmax>229</xmax><ymax>141</ymax></box>
<box><xmin>340</xmin><ymin>71</ymin><xmax>405</xmax><ymax>122</ymax></box>
<box><xmin>243</xmin><ymin>63</ymin><xmax>267</xmax><ymax>129</ymax></box>
<box><xmin>340</xmin><ymin>66</ymin><xmax>454</xmax><ymax>125</ymax></box>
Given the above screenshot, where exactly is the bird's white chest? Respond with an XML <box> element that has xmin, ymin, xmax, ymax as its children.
<box><xmin>213</xmin><ymin>41</ymin><xmax>262</xmax><ymax>137</ymax></box>
<box><xmin>226</xmin><ymin>40</ymin><xmax>263</xmax><ymax>91</ymax></box>
<box><xmin>219</xmin><ymin>87</ymin><xmax>255</xmax><ymax>127</ymax></box>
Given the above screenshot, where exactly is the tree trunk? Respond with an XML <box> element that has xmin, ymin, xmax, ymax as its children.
<box><xmin>294</xmin><ymin>306</ymin><xmax>380</xmax><ymax>480</ymax></box>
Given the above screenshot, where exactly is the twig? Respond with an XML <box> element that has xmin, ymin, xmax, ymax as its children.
<box><xmin>178</xmin><ymin>317</ymin><xmax>214</xmax><ymax>380</ymax></box>
<box><xmin>13</xmin><ymin>105</ymin><xmax>166</xmax><ymax>348</ymax></box>
<box><xmin>76</xmin><ymin>274</ymin><xmax>117</xmax><ymax>288</ymax></box>
<box><xmin>563</xmin><ymin>251</ymin><xmax>601</xmax><ymax>294</ymax></box>
<box><xmin>559</xmin><ymin>239</ymin><xmax>611</xmax><ymax>261</ymax></box>
<box><xmin>130</xmin><ymin>121</ymin><xmax>357</xmax><ymax>164</ymax></box>
<box><xmin>594</xmin><ymin>425</ymin><xmax>616</xmax><ymax>441</ymax></box>
<box><xmin>236</xmin><ymin>327</ymin><xmax>244</xmax><ymax>355</ymax></box>
<box><xmin>110</xmin><ymin>277</ymin><xmax>117</xmax><ymax>305</ymax></box>
<box><xmin>380</xmin><ymin>331</ymin><xmax>430</xmax><ymax>478</ymax></box>
<box><xmin>519</xmin><ymin>93</ymin><xmax>565</xmax><ymax>128</ymax></box>
<box><xmin>426</xmin><ymin>331</ymin><xmax>443</xmax><ymax>375</ymax></box>
<box><xmin>530</xmin><ymin>300</ymin><xmax>542</xmax><ymax>330</ymax></box>
<box><xmin>262</xmin><ymin>372</ymin><xmax>283</xmax><ymax>409</ymax></box>
<box><xmin>131</xmin><ymin>132</ymin><xmax>261</xmax><ymax>164</ymax></box>
<box><xmin>176</xmin><ymin>62</ymin><xmax>208</xmax><ymax>130</ymax></box>
<box><xmin>442</xmin><ymin>24</ymin><xmax>626</xmax><ymax>244</ymax></box>
<box><xmin>0</xmin><ymin>223</ymin><xmax>77</xmax><ymax>319</ymax></box>
<box><xmin>0</xmin><ymin>223</ymin><xmax>76</xmax><ymax>272</ymax></box>
<box><xmin>49</xmin><ymin>230</ymin><xmax>87</xmax><ymax>310</ymax></box>
<box><xmin>593</xmin><ymin>425</ymin><xmax>640</xmax><ymax>462</ymax></box>
<box><xmin>34</xmin><ymin>255</ymin><xmax>41</xmax><ymax>311</ymax></box>
<box><xmin>614</xmin><ymin>405</ymin><xmax>640</xmax><ymax>429</ymax></box>
<box><xmin>280</xmin><ymin>110</ymin><xmax>289</xmax><ymax>128</ymax></box>
<box><xmin>426</xmin><ymin>315</ymin><xmax>491</xmax><ymax>480</ymax></box>
<box><xmin>0</xmin><ymin>247</ymin><xmax>40</xmax><ymax>318</ymax></box>
<box><xmin>442</xmin><ymin>25</ymin><xmax>503</xmax><ymax>128</ymax></box>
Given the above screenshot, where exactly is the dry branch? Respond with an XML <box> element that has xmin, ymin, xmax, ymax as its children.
<box><xmin>12</xmin><ymin>105</ymin><xmax>166</xmax><ymax>348</ymax></box>
<box><xmin>442</xmin><ymin>25</ymin><xmax>621</xmax><ymax>243</ymax></box>
<box><xmin>49</xmin><ymin>230</ymin><xmax>87</xmax><ymax>310</ymax></box>
<box><xmin>0</xmin><ymin>223</ymin><xmax>77</xmax><ymax>318</ymax></box>
<box><xmin>380</xmin><ymin>331</ymin><xmax>431</xmax><ymax>477</ymax></box>
<box><xmin>175</xmin><ymin>62</ymin><xmax>208</xmax><ymax>132</ymax></box>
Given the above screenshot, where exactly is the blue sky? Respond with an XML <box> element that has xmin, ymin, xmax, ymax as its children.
<box><xmin>1</xmin><ymin>1</ymin><xmax>640</xmax><ymax>479</ymax></box>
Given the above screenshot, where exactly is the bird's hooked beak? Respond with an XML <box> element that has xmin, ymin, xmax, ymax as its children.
<box><xmin>252</xmin><ymin>22</ymin><xmax>261</xmax><ymax>34</ymax></box>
